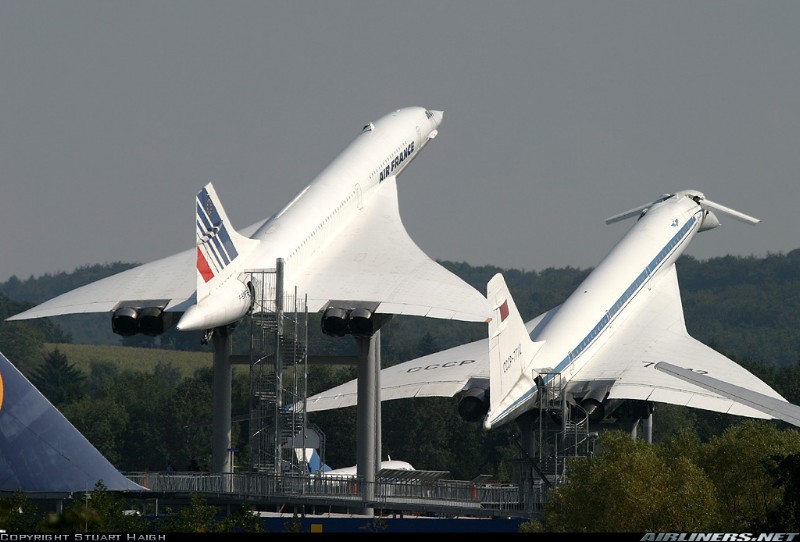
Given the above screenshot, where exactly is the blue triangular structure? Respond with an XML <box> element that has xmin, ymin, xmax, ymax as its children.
<box><xmin>0</xmin><ymin>350</ymin><xmax>146</xmax><ymax>493</ymax></box>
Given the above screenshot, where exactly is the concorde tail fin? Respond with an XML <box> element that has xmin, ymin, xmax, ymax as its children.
<box><xmin>194</xmin><ymin>183</ymin><xmax>259</xmax><ymax>303</ymax></box>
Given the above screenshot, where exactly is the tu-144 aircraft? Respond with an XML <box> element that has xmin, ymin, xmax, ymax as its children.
<box><xmin>304</xmin><ymin>190</ymin><xmax>800</xmax><ymax>430</ymax></box>
<box><xmin>8</xmin><ymin>107</ymin><xmax>490</xmax><ymax>336</ymax></box>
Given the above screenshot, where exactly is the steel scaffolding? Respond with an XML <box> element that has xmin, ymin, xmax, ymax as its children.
<box><xmin>246</xmin><ymin>261</ymin><xmax>312</xmax><ymax>475</ymax></box>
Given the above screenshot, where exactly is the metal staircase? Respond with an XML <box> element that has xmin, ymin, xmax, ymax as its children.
<box><xmin>511</xmin><ymin>372</ymin><xmax>593</xmax><ymax>513</ymax></box>
<box><xmin>246</xmin><ymin>264</ymin><xmax>311</xmax><ymax>475</ymax></box>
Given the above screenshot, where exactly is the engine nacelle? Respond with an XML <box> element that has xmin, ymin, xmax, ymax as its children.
<box><xmin>138</xmin><ymin>307</ymin><xmax>180</xmax><ymax>336</ymax></box>
<box><xmin>320</xmin><ymin>307</ymin><xmax>350</xmax><ymax>337</ymax></box>
<box><xmin>111</xmin><ymin>303</ymin><xmax>179</xmax><ymax>337</ymax></box>
<box><xmin>320</xmin><ymin>304</ymin><xmax>383</xmax><ymax>338</ymax></box>
<box><xmin>348</xmin><ymin>307</ymin><xmax>374</xmax><ymax>337</ymax></box>
<box><xmin>612</xmin><ymin>399</ymin><xmax>654</xmax><ymax>422</ymax></box>
<box><xmin>458</xmin><ymin>388</ymin><xmax>490</xmax><ymax>423</ymax></box>
<box><xmin>111</xmin><ymin>306</ymin><xmax>140</xmax><ymax>337</ymax></box>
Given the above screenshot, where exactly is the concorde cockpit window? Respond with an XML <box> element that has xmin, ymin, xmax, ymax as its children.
<box><xmin>362</xmin><ymin>122</ymin><xmax>374</xmax><ymax>133</ymax></box>
<box><xmin>425</xmin><ymin>110</ymin><xmax>433</xmax><ymax>119</ymax></box>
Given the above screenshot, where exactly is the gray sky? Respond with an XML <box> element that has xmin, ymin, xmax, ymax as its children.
<box><xmin>2</xmin><ymin>1</ymin><xmax>799</xmax><ymax>284</ymax></box>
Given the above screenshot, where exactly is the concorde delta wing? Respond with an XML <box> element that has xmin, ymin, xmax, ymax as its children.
<box><xmin>568</xmin><ymin>264</ymin><xmax>787</xmax><ymax>419</ymax></box>
<box><xmin>291</xmin><ymin>176</ymin><xmax>491</xmax><ymax>323</ymax></box>
<box><xmin>6</xmin><ymin>248</ymin><xmax>198</xmax><ymax>320</ymax></box>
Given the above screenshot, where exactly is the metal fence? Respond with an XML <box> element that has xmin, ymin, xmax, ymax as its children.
<box><xmin>124</xmin><ymin>471</ymin><xmax>544</xmax><ymax>518</ymax></box>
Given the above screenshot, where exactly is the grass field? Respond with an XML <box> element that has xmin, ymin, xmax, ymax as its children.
<box><xmin>43</xmin><ymin>342</ymin><xmax>220</xmax><ymax>378</ymax></box>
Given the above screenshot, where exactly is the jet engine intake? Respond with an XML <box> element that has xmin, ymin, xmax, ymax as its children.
<box><xmin>112</xmin><ymin>301</ymin><xmax>176</xmax><ymax>337</ymax></box>
<box><xmin>320</xmin><ymin>302</ymin><xmax>383</xmax><ymax>338</ymax></box>
<box><xmin>111</xmin><ymin>307</ymin><xmax>139</xmax><ymax>337</ymax></box>
<box><xmin>320</xmin><ymin>307</ymin><xmax>349</xmax><ymax>337</ymax></box>
<box><xmin>138</xmin><ymin>308</ymin><xmax>180</xmax><ymax>336</ymax></box>
<box><xmin>458</xmin><ymin>388</ymin><xmax>490</xmax><ymax>422</ymax></box>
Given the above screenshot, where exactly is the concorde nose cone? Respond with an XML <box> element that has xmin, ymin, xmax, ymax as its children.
<box><xmin>426</xmin><ymin>110</ymin><xmax>443</xmax><ymax>139</ymax></box>
<box><xmin>431</xmin><ymin>109</ymin><xmax>443</xmax><ymax>128</ymax></box>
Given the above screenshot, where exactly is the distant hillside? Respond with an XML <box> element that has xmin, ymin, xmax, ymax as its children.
<box><xmin>2</xmin><ymin>250</ymin><xmax>800</xmax><ymax>369</ymax></box>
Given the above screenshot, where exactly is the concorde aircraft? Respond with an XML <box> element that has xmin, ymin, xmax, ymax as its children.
<box><xmin>7</xmin><ymin>107</ymin><xmax>491</xmax><ymax>335</ymax></box>
<box><xmin>303</xmin><ymin>190</ymin><xmax>800</xmax><ymax>430</ymax></box>
<box><xmin>7</xmin><ymin>107</ymin><xmax>493</xmax><ymax>478</ymax></box>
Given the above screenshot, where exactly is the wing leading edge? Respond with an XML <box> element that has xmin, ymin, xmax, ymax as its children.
<box><xmin>292</xmin><ymin>176</ymin><xmax>491</xmax><ymax>322</ymax></box>
<box><xmin>569</xmin><ymin>264</ymin><xmax>787</xmax><ymax>420</ymax></box>
<box><xmin>655</xmin><ymin>362</ymin><xmax>800</xmax><ymax>427</ymax></box>
<box><xmin>6</xmin><ymin>249</ymin><xmax>197</xmax><ymax>320</ymax></box>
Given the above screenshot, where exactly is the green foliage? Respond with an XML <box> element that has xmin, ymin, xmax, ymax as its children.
<box><xmin>0</xmin><ymin>292</ymin><xmax>67</xmax><ymax>371</ymax></box>
<box><xmin>157</xmin><ymin>493</ymin><xmax>220</xmax><ymax>533</ymax></box>
<box><xmin>156</xmin><ymin>493</ymin><xmax>262</xmax><ymax>533</ymax></box>
<box><xmin>61</xmin><ymin>396</ymin><xmax>130</xmax><ymax>464</ymax></box>
<box><xmin>29</xmin><ymin>348</ymin><xmax>86</xmax><ymax>406</ymax></box>
<box><xmin>36</xmin><ymin>482</ymin><xmax>150</xmax><ymax>533</ymax></box>
<box><xmin>678</xmin><ymin>250</ymin><xmax>800</xmax><ymax>366</ymax></box>
<box><xmin>767</xmin><ymin>451</ymin><xmax>800</xmax><ymax>530</ymax></box>
<box><xmin>698</xmin><ymin>420</ymin><xmax>800</xmax><ymax>530</ymax></box>
<box><xmin>39</xmin><ymin>342</ymin><xmax>215</xmax><ymax>380</ymax></box>
<box><xmin>76</xmin><ymin>482</ymin><xmax>150</xmax><ymax>533</ymax></box>
<box><xmin>0</xmin><ymin>490</ymin><xmax>43</xmax><ymax>532</ymax></box>
<box><xmin>215</xmin><ymin>504</ymin><xmax>265</xmax><ymax>533</ymax></box>
<box><xmin>0</xmin><ymin>263</ymin><xmax>134</xmax><ymax>346</ymax></box>
<box><xmin>540</xmin><ymin>430</ymin><xmax>718</xmax><ymax>532</ymax></box>
<box><xmin>163</xmin><ymin>377</ymin><xmax>214</xmax><ymax>470</ymax></box>
<box><xmin>282</xmin><ymin>514</ymin><xmax>304</xmax><ymax>533</ymax></box>
<box><xmin>537</xmin><ymin>422</ymin><xmax>800</xmax><ymax>532</ymax></box>
<box><xmin>40</xmin><ymin>503</ymin><xmax>102</xmax><ymax>533</ymax></box>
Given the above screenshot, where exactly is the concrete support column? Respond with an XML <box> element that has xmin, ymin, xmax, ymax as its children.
<box><xmin>211</xmin><ymin>327</ymin><xmax>232</xmax><ymax>474</ymax></box>
<box><xmin>355</xmin><ymin>333</ymin><xmax>378</xmax><ymax>516</ymax></box>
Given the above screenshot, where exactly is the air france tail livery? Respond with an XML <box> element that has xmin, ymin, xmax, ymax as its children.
<box><xmin>8</xmin><ymin>108</ymin><xmax>491</xmax><ymax>335</ymax></box>
<box><xmin>305</xmin><ymin>191</ymin><xmax>799</xmax><ymax>429</ymax></box>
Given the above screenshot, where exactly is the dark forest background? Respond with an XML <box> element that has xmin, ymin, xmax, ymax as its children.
<box><xmin>2</xmin><ymin>249</ymin><xmax>800</xmax><ymax>480</ymax></box>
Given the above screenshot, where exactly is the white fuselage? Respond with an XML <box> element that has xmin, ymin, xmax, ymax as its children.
<box><xmin>176</xmin><ymin>107</ymin><xmax>442</xmax><ymax>330</ymax></box>
<box><xmin>246</xmin><ymin>107</ymin><xmax>441</xmax><ymax>284</ymax></box>
<box><xmin>492</xmin><ymin>192</ymin><xmax>710</xmax><ymax>426</ymax></box>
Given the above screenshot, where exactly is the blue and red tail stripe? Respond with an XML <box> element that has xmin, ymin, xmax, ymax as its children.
<box><xmin>195</xmin><ymin>187</ymin><xmax>240</xmax><ymax>282</ymax></box>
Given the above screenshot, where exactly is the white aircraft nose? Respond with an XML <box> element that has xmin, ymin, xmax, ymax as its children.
<box><xmin>430</xmin><ymin>109</ymin><xmax>443</xmax><ymax>127</ymax></box>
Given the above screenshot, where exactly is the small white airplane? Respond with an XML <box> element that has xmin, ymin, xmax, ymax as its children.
<box><xmin>295</xmin><ymin>447</ymin><xmax>413</xmax><ymax>477</ymax></box>
<box><xmin>304</xmin><ymin>190</ymin><xmax>800</xmax><ymax>430</ymax></box>
<box><xmin>319</xmin><ymin>459</ymin><xmax>415</xmax><ymax>478</ymax></box>
<box><xmin>7</xmin><ymin>107</ymin><xmax>490</xmax><ymax>335</ymax></box>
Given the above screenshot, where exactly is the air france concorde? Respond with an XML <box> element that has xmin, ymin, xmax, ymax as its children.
<box><xmin>9</xmin><ymin>107</ymin><xmax>491</xmax><ymax>335</ymax></box>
